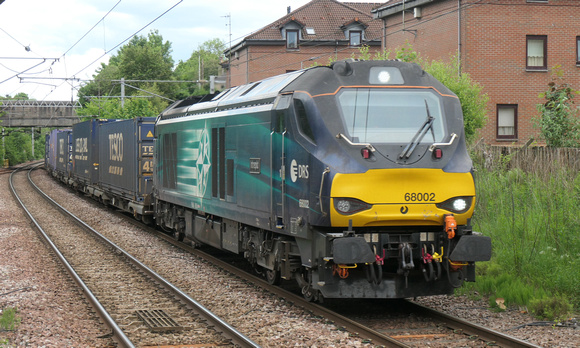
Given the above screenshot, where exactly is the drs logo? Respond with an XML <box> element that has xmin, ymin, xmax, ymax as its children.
<box><xmin>109</xmin><ymin>133</ymin><xmax>123</xmax><ymax>162</ymax></box>
<box><xmin>290</xmin><ymin>159</ymin><xmax>309</xmax><ymax>182</ymax></box>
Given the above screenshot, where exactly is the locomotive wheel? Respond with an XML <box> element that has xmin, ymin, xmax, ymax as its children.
<box><xmin>173</xmin><ymin>230</ymin><xmax>185</xmax><ymax>242</ymax></box>
<box><xmin>265</xmin><ymin>268</ymin><xmax>281</xmax><ymax>285</ymax></box>
<box><xmin>142</xmin><ymin>215</ymin><xmax>154</xmax><ymax>225</ymax></box>
<box><xmin>302</xmin><ymin>287</ymin><xmax>320</xmax><ymax>302</ymax></box>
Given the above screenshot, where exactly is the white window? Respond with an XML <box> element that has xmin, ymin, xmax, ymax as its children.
<box><xmin>527</xmin><ymin>35</ymin><xmax>547</xmax><ymax>70</ymax></box>
<box><xmin>497</xmin><ymin>105</ymin><xmax>517</xmax><ymax>139</ymax></box>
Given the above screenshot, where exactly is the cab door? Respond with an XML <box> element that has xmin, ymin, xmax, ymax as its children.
<box><xmin>271</xmin><ymin>94</ymin><xmax>293</xmax><ymax>231</ymax></box>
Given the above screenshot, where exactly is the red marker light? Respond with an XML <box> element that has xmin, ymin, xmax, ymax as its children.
<box><xmin>361</xmin><ymin>148</ymin><xmax>370</xmax><ymax>159</ymax></box>
<box><xmin>434</xmin><ymin>148</ymin><xmax>443</xmax><ymax>159</ymax></box>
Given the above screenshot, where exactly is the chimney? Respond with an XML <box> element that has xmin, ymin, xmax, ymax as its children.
<box><xmin>287</xmin><ymin>6</ymin><xmax>291</xmax><ymax>14</ymax></box>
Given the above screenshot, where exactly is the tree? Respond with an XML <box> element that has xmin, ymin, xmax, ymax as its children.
<box><xmin>76</xmin><ymin>98</ymin><xmax>159</xmax><ymax>120</ymax></box>
<box><xmin>173</xmin><ymin>38</ymin><xmax>225</xmax><ymax>99</ymax></box>
<box><xmin>78</xmin><ymin>30</ymin><xmax>175</xmax><ymax>109</ymax></box>
<box><xmin>535</xmin><ymin>66</ymin><xmax>580</xmax><ymax>147</ymax></box>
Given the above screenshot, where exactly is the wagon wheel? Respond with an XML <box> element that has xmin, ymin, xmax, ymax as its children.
<box><xmin>265</xmin><ymin>268</ymin><xmax>281</xmax><ymax>285</ymax></box>
<box><xmin>141</xmin><ymin>215</ymin><xmax>154</xmax><ymax>226</ymax></box>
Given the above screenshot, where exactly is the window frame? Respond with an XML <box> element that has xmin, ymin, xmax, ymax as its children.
<box><xmin>286</xmin><ymin>29</ymin><xmax>299</xmax><ymax>50</ymax></box>
<box><xmin>577</xmin><ymin>36</ymin><xmax>580</xmax><ymax>65</ymax></box>
<box><xmin>349</xmin><ymin>30</ymin><xmax>362</xmax><ymax>47</ymax></box>
<box><xmin>496</xmin><ymin>104</ymin><xmax>518</xmax><ymax>140</ymax></box>
<box><xmin>526</xmin><ymin>35</ymin><xmax>547</xmax><ymax>71</ymax></box>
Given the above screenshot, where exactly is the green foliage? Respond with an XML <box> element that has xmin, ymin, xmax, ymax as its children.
<box><xmin>534</xmin><ymin>65</ymin><xmax>580</xmax><ymax>147</ymax></box>
<box><xmin>471</xmin><ymin>165</ymin><xmax>580</xmax><ymax>316</ymax></box>
<box><xmin>0</xmin><ymin>307</ymin><xmax>20</xmax><ymax>331</ymax></box>
<box><xmin>79</xmin><ymin>30</ymin><xmax>177</xmax><ymax>106</ymax></box>
<box><xmin>357</xmin><ymin>42</ymin><xmax>488</xmax><ymax>144</ymax></box>
<box><xmin>529</xmin><ymin>295</ymin><xmax>573</xmax><ymax>321</ymax></box>
<box><xmin>76</xmin><ymin>98</ymin><xmax>159</xmax><ymax>120</ymax></box>
<box><xmin>174</xmin><ymin>38</ymin><xmax>225</xmax><ymax>99</ymax></box>
<box><xmin>3</xmin><ymin>128</ymin><xmax>34</xmax><ymax>165</ymax></box>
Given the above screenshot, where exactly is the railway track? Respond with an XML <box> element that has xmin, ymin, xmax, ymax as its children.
<box><xmin>27</xmin><ymin>166</ymin><xmax>544</xmax><ymax>347</ymax></box>
<box><xmin>106</xmin><ymin>198</ymin><xmax>541</xmax><ymax>347</ymax></box>
<box><xmin>10</xmin><ymin>164</ymin><xmax>258</xmax><ymax>348</ymax></box>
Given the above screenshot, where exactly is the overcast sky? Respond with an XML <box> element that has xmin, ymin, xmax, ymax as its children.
<box><xmin>0</xmin><ymin>0</ymin><xmax>376</xmax><ymax>102</ymax></box>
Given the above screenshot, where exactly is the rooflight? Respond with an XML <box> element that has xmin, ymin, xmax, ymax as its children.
<box><xmin>306</xmin><ymin>27</ymin><xmax>315</xmax><ymax>35</ymax></box>
<box><xmin>369</xmin><ymin>67</ymin><xmax>404</xmax><ymax>85</ymax></box>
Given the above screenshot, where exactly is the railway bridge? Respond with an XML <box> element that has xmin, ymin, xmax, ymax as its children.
<box><xmin>0</xmin><ymin>99</ymin><xmax>80</xmax><ymax>127</ymax></box>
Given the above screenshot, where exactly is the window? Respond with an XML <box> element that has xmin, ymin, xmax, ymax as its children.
<box><xmin>526</xmin><ymin>35</ymin><xmax>547</xmax><ymax>70</ymax></box>
<box><xmin>349</xmin><ymin>30</ymin><xmax>362</xmax><ymax>47</ymax></box>
<box><xmin>577</xmin><ymin>36</ymin><xmax>580</xmax><ymax>65</ymax></box>
<box><xmin>497</xmin><ymin>105</ymin><xmax>517</xmax><ymax>140</ymax></box>
<box><xmin>336</xmin><ymin>88</ymin><xmax>446</xmax><ymax>144</ymax></box>
<box><xmin>286</xmin><ymin>29</ymin><xmax>299</xmax><ymax>49</ymax></box>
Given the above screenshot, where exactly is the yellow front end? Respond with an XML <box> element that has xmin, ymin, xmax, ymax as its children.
<box><xmin>330</xmin><ymin>168</ymin><xmax>475</xmax><ymax>227</ymax></box>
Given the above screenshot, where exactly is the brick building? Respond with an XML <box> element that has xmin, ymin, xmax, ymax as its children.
<box><xmin>372</xmin><ymin>0</ymin><xmax>580</xmax><ymax>145</ymax></box>
<box><xmin>224</xmin><ymin>0</ymin><xmax>384</xmax><ymax>87</ymax></box>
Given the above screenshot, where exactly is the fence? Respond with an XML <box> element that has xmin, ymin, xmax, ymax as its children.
<box><xmin>471</xmin><ymin>143</ymin><xmax>580</xmax><ymax>177</ymax></box>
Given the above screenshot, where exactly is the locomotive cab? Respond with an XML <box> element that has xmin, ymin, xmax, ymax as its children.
<box><xmin>274</xmin><ymin>60</ymin><xmax>492</xmax><ymax>299</ymax></box>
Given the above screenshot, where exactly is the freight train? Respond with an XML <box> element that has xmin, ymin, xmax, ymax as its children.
<box><xmin>45</xmin><ymin>59</ymin><xmax>491</xmax><ymax>302</ymax></box>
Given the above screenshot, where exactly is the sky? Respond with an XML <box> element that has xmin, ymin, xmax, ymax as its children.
<box><xmin>0</xmin><ymin>0</ymin><xmax>377</xmax><ymax>102</ymax></box>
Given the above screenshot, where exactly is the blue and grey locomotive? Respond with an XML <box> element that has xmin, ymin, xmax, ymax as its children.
<box><xmin>152</xmin><ymin>59</ymin><xmax>491</xmax><ymax>301</ymax></box>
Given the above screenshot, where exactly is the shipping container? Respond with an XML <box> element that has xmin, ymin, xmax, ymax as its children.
<box><xmin>72</xmin><ymin>119</ymin><xmax>115</xmax><ymax>188</ymax></box>
<box><xmin>54</xmin><ymin>129</ymin><xmax>72</xmax><ymax>180</ymax></box>
<box><xmin>97</xmin><ymin>117</ymin><xmax>155</xmax><ymax>219</ymax></box>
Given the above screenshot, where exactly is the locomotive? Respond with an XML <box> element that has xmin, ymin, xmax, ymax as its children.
<box><xmin>46</xmin><ymin>59</ymin><xmax>491</xmax><ymax>301</ymax></box>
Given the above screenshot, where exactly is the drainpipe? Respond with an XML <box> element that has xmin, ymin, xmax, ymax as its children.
<box><xmin>458</xmin><ymin>0</ymin><xmax>462</xmax><ymax>75</ymax></box>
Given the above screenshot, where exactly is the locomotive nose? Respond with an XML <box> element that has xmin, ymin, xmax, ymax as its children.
<box><xmin>329</xmin><ymin>168</ymin><xmax>475</xmax><ymax>228</ymax></box>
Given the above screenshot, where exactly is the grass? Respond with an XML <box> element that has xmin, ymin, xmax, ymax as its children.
<box><xmin>0</xmin><ymin>307</ymin><xmax>20</xmax><ymax>348</ymax></box>
<box><xmin>464</xmin><ymin>163</ymin><xmax>580</xmax><ymax>320</ymax></box>
<box><xmin>0</xmin><ymin>307</ymin><xmax>19</xmax><ymax>332</ymax></box>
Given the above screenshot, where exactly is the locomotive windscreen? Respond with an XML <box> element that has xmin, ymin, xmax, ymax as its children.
<box><xmin>336</xmin><ymin>88</ymin><xmax>446</xmax><ymax>144</ymax></box>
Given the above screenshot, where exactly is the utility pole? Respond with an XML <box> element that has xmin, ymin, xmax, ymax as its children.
<box><xmin>121</xmin><ymin>77</ymin><xmax>125</xmax><ymax>107</ymax></box>
<box><xmin>223</xmin><ymin>13</ymin><xmax>231</xmax><ymax>88</ymax></box>
<box><xmin>31</xmin><ymin>127</ymin><xmax>34</xmax><ymax>157</ymax></box>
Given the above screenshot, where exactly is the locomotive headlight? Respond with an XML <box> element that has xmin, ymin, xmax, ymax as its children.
<box><xmin>436</xmin><ymin>196</ymin><xmax>473</xmax><ymax>214</ymax></box>
<box><xmin>453</xmin><ymin>198</ymin><xmax>467</xmax><ymax>211</ymax></box>
<box><xmin>334</xmin><ymin>198</ymin><xmax>372</xmax><ymax>215</ymax></box>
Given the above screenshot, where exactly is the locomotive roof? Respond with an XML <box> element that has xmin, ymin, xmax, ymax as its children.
<box><xmin>158</xmin><ymin>69</ymin><xmax>306</xmax><ymax>121</ymax></box>
<box><xmin>158</xmin><ymin>59</ymin><xmax>453</xmax><ymax>122</ymax></box>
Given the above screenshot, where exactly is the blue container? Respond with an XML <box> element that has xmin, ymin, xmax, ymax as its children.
<box><xmin>97</xmin><ymin>117</ymin><xmax>155</xmax><ymax>206</ymax></box>
<box><xmin>72</xmin><ymin>119</ymin><xmax>115</xmax><ymax>186</ymax></box>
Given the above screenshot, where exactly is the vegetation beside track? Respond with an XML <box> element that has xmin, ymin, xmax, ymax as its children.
<box><xmin>465</xmin><ymin>148</ymin><xmax>579</xmax><ymax>320</ymax></box>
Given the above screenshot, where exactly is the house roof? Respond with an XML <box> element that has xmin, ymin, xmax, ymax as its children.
<box><xmin>244</xmin><ymin>0</ymin><xmax>384</xmax><ymax>42</ymax></box>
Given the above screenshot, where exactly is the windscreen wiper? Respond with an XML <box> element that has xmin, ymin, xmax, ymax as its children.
<box><xmin>398</xmin><ymin>100</ymin><xmax>436</xmax><ymax>160</ymax></box>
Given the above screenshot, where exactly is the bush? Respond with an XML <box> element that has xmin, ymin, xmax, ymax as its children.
<box><xmin>529</xmin><ymin>295</ymin><xmax>573</xmax><ymax>321</ymax></box>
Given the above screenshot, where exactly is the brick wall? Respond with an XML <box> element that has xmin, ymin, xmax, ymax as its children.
<box><xmin>380</xmin><ymin>0</ymin><xmax>580</xmax><ymax>145</ymax></box>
